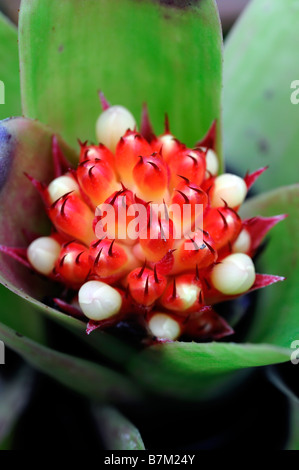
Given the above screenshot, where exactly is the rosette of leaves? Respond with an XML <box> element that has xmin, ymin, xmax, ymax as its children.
<box><xmin>0</xmin><ymin>0</ymin><xmax>298</xmax><ymax>450</ymax></box>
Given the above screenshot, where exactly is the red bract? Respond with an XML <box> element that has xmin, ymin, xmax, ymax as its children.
<box><xmin>76</xmin><ymin>157</ymin><xmax>117</xmax><ymax>207</ymax></box>
<box><xmin>2</xmin><ymin>98</ymin><xmax>286</xmax><ymax>342</ymax></box>
<box><xmin>54</xmin><ymin>241</ymin><xmax>91</xmax><ymax>289</ymax></box>
<box><xmin>126</xmin><ymin>265</ymin><xmax>167</xmax><ymax>307</ymax></box>
<box><xmin>139</xmin><ymin>213</ymin><xmax>174</xmax><ymax>262</ymax></box>
<box><xmin>159</xmin><ymin>273</ymin><xmax>204</xmax><ymax>314</ymax></box>
<box><xmin>115</xmin><ymin>130</ymin><xmax>152</xmax><ymax>186</ymax></box>
<box><xmin>47</xmin><ymin>192</ymin><xmax>94</xmax><ymax>244</ymax></box>
<box><xmin>78</xmin><ymin>141</ymin><xmax>115</xmax><ymax>169</ymax></box>
<box><xmin>167</xmin><ymin>147</ymin><xmax>206</xmax><ymax>191</ymax></box>
<box><xmin>132</xmin><ymin>152</ymin><xmax>169</xmax><ymax>202</ymax></box>
<box><xmin>204</xmin><ymin>205</ymin><xmax>242</xmax><ymax>251</ymax></box>
<box><xmin>89</xmin><ymin>238</ymin><xmax>137</xmax><ymax>282</ymax></box>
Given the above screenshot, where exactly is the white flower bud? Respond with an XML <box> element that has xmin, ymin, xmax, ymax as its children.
<box><xmin>148</xmin><ymin>313</ymin><xmax>181</xmax><ymax>341</ymax></box>
<box><xmin>202</xmin><ymin>148</ymin><xmax>219</xmax><ymax>176</ymax></box>
<box><xmin>232</xmin><ymin>229</ymin><xmax>251</xmax><ymax>254</ymax></box>
<box><xmin>211</xmin><ymin>253</ymin><xmax>256</xmax><ymax>295</ymax></box>
<box><xmin>27</xmin><ymin>237</ymin><xmax>61</xmax><ymax>275</ymax></box>
<box><xmin>95</xmin><ymin>105</ymin><xmax>136</xmax><ymax>153</ymax></box>
<box><xmin>211</xmin><ymin>173</ymin><xmax>247</xmax><ymax>208</ymax></box>
<box><xmin>47</xmin><ymin>175</ymin><xmax>80</xmax><ymax>203</ymax></box>
<box><xmin>176</xmin><ymin>283</ymin><xmax>200</xmax><ymax>310</ymax></box>
<box><xmin>159</xmin><ymin>134</ymin><xmax>176</xmax><ymax>153</ymax></box>
<box><xmin>78</xmin><ymin>280</ymin><xmax>122</xmax><ymax>321</ymax></box>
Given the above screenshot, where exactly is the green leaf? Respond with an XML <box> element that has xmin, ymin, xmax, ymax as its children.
<box><xmin>93</xmin><ymin>406</ymin><xmax>145</xmax><ymax>450</ymax></box>
<box><xmin>0</xmin><ymin>12</ymin><xmax>21</xmax><ymax>120</ymax></box>
<box><xmin>223</xmin><ymin>0</ymin><xmax>299</xmax><ymax>191</ymax></box>
<box><xmin>127</xmin><ymin>341</ymin><xmax>290</xmax><ymax>400</ymax></box>
<box><xmin>240</xmin><ymin>185</ymin><xmax>299</xmax><ymax>347</ymax></box>
<box><xmin>0</xmin><ymin>321</ymin><xmax>142</xmax><ymax>403</ymax></box>
<box><xmin>0</xmin><ymin>366</ymin><xmax>34</xmax><ymax>448</ymax></box>
<box><xmin>19</xmin><ymin>0</ymin><xmax>223</xmax><ymax>156</ymax></box>
<box><xmin>0</xmin><ymin>284</ymin><xmax>46</xmax><ymax>343</ymax></box>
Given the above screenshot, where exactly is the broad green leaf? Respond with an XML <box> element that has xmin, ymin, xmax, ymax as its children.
<box><xmin>240</xmin><ymin>185</ymin><xmax>299</xmax><ymax>347</ymax></box>
<box><xmin>127</xmin><ymin>341</ymin><xmax>290</xmax><ymax>400</ymax></box>
<box><xmin>223</xmin><ymin>0</ymin><xmax>299</xmax><ymax>191</ymax></box>
<box><xmin>0</xmin><ymin>12</ymin><xmax>21</xmax><ymax>120</ymax></box>
<box><xmin>19</xmin><ymin>0</ymin><xmax>223</xmax><ymax>157</ymax></box>
<box><xmin>0</xmin><ymin>321</ymin><xmax>142</xmax><ymax>403</ymax></box>
<box><xmin>93</xmin><ymin>406</ymin><xmax>145</xmax><ymax>450</ymax></box>
<box><xmin>0</xmin><ymin>366</ymin><xmax>34</xmax><ymax>448</ymax></box>
<box><xmin>0</xmin><ymin>285</ymin><xmax>45</xmax><ymax>343</ymax></box>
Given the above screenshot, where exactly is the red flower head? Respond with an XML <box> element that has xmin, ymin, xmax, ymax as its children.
<box><xmin>1</xmin><ymin>95</ymin><xmax>286</xmax><ymax>343</ymax></box>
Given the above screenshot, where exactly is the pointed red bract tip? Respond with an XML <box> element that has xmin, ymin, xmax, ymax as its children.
<box><xmin>204</xmin><ymin>272</ymin><xmax>286</xmax><ymax>305</ymax></box>
<box><xmin>24</xmin><ymin>172</ymin><xmax>49</xmax><ymax>205</ymax></box>
<box><xmin>0</xmin><ymin>245</ymin><xmax>31</xmax><ymax>269</ymax></box>
<box><xmin>86</xmin><ymin>315</ymin><xmax>120</xmax><ymax>335</ymax></box>
<box><xmin>244</xmin><ymin>166</ymin><xmax>269</xmax><ymax>190</ymax></box>
<box><xmin>164</xmin><ymin>113</ymin><xmax>170</xmax><ymax>134</ymax></box>
<box><xmin>183</xmin><ymin>306</ymin><xmax>234</xmax><ymax>340</ymax></box>
<box><xmin>98</xmin><ymin>90</ymin><xmax>110</xmax><ymax>111</ymax></box>
<box><xmin>52</xmin><ymin>135</ymin><xmax>73</xmax><ymax>178</ymax></box>
<box><xmin>78</xmin><ymin>139</ymin><xmax>88</xmax><ymax>149</ymax></box>
<box><xmin>196</xmin><ymin>119</ymin><xmax>217</xmax><ymax>151</ymax></box>
<box><xmin>250</xmin><ymin>273</ymin><xmax>286</xmax><ymax>291</ymax></box>
<box><xmin>244</xmin><ymin>214</ymin><xmax>288</xmax><ymax>254</ymax></box>
<box><xmin>140</xmin><ymin>102</ymin><xmax>156</xmax><ymax>142</ymax></box>
<box><xmin>53</xmin><ymin>298</ymin><xmax>85</xmax><ymax>319</ymax></box>
<box><xmin>148</xmin><ymin>249</ymin><xmax>176</xmax><ymax>276</ymax></box>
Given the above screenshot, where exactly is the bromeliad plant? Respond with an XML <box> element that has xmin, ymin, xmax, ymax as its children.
<box><xmin>0</xmin><ymin>0</ymin><xmax>299</xmax><ymax>450</ymax></box>
<box><xmin>1</xmin><ymin>97</ymin><xmax>286</xmax><ymax>342</ymax></box>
